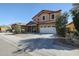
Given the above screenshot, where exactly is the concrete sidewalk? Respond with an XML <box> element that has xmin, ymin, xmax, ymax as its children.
<box><xmin>0</xmin><ymin>33</ymin><xmax>32</xmax><ymax>56</ymax></box>
<box><xmin>0</xmin><ymin>33</ymin><xmax>22</xmax><ymax>47</ymax></box>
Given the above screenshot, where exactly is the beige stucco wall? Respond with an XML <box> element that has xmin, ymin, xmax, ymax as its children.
<box><xmin>39</xmin><ymin>13</ymin><xmax>49</xmax><ymax>22</ymax></box>
<box><xmin>33</xmin><ymin>16</ymin><xmax>39</xmax><ymax>22</ymax></box>
<box><xmin>55</xmin><ymin>12</ymin><xmax>61</xmax><ymax>18</ymax></box>
<box><xmin>33</xmin><ymin>12</ymin><xmax>61</xmax><ymax>23</ymax></box>
<box><xmin>39</xmin><ymin>23</ymin><xmax>55</xmax><ymax>28</ymax></box>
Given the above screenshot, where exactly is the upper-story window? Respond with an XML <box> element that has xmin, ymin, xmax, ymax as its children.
<box><xmin>38</xmin><ymin>19</ymin><xmax>39</xmax><ymax>21</ymax></box>
<box><xmin>51</xmin><ymin>14</ymin><xmax>54</xmax><ymax>19</ymax></box>
<box><xmin>43</xmin><ymin>16</ymin><xmax>45</xmax><ymax>20</ymax></box>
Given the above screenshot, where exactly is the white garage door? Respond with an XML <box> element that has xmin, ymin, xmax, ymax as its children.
<box><xmin>40</xmin><ymin>27</ymin><xmax>56</xmax><ymax>34</ymax></box>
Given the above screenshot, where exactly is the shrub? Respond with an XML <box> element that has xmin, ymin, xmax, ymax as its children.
<box><xmin>14</xmin><ymin>24</ymin><xmax>21</xmax><ymax>34</ymax></box>
<box><xmin>56</xmin><ymin>12</ymin><xmax>69</xmax><ymax>37</ymax></box>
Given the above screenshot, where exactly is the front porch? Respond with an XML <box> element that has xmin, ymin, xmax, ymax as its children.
<box><xmin>26</xmin><ymin>25</ymin><xmax>39</xmax><ymax>33</ymax></box>
<box><xmin>26</xmin><ymin>21</ymin><xmax>39</xmax><ymax>33</ymax></box>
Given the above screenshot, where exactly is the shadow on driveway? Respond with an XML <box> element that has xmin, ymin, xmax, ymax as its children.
<box><xmin>16</xmin><ymin>38</ymin><xmax>78</xmax><ymax>53</ymax></box>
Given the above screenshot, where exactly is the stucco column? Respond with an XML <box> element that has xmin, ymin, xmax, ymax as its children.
<box><xmin>37</xmin><ymin>23</ymin><xmax>39</xmax><ymax>33</ymax></box>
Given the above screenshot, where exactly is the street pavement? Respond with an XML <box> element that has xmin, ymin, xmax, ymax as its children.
<box><xmin>0</xmin><ymin>35</ymin><xmax>31</xmax><ymax>56</ymax></box>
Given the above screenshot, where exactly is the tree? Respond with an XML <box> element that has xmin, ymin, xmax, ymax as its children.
<box><xmin>70</xmin><ymin>4</ymin><xmax>79</xmax><ymax>33</ymax></box>
<box><xmin>14</xmin><ymin>24</ymin><xmax>21</xmax><ymax>34</ymax></box>
<box><xmin>56</xmin><ymin>12</ymin><xmax>69</xmax><ymax>37</ymax></box>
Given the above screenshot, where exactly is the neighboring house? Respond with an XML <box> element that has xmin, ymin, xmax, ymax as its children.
<box><xmin>26</xmin><ymin>10</ymin><xmax>61</xmax><ymax>34</ymax></box>
<box><xmin>0</xmin><ymin>27</ymin><xmax>7</xmax><ymax>32</ymax></box>
<box><xmin>11</xmin><ymin>23</ymin><xmax>27</xmax><ymax>33</ymax></box>
<box><xmin>66</xmin><ymin>22</ymin><xmax>75</xmax><ymax>32</ymax></box>
<box><xmin>11</xmin><ymin>24</ymin><xmax>16</xmax><ymax>30</ymax></box>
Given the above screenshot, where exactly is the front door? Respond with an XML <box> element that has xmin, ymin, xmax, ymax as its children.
<box><xmin>28</xmin><ymin>26</ymin><xmax>31</xmax><ymax>32</ymax></box>
<box><xmin>32</xmin><ymin>26</ymin><xmax>37</xmax><ymax>32</ymax></box>
<box><xmin>27</xmin><ymin>26</ymin><xmax>37</xmax><ymax>33</ymax></box>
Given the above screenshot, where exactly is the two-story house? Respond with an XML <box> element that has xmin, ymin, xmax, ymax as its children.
<box><xmin>26</xmin><ymin>10</ymin><xmax>61</xmax><ymax>34</ymax></box>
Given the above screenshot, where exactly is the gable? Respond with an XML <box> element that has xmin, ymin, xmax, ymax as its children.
<box><xmin>32</xmin><ymin>10</ymin><xmax>61</xmax><ymax>19</ymax></box>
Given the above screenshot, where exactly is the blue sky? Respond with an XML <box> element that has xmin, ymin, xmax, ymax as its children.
<box><xmin>0</xmin><ymin>3</ymin><xmax>72</xmax><ymax>25</ymax></box>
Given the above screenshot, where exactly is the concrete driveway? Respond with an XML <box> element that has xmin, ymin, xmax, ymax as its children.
<box><xmin>0</xmin><ymin>32</ymin><xmax>79</xmax><ymax>56</ymax></box>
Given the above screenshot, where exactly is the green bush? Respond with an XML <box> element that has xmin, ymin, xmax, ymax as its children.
<box><xmin>14</xmin><ymin>24</ymin><xmax>21</xmax><ymax>34</ymax></box>
<box><xmin>56</xmin><ymin>12</ymin><xmax>69</xmax><ymax>37</ymax></box>
<box><xmin>70</xmin><ymin>5</ymin><xmax>79</xmax><ymax>33</ymax></box>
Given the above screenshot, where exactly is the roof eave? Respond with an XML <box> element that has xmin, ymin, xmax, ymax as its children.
<box><xmin>32</xmin><ymin>9</ymin><xmax>61</xmax><ymax>19</ymax></box>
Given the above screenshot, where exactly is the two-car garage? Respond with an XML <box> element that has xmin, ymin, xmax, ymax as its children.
<box><xmin>39</xmin><ymin>25</ymin><xmax>56</xmax><ymax>34</ymax></box>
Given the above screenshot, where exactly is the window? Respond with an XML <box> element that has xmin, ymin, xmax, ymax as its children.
<box><xmin>43</xmin><ymin>16</ymin><xmax>45</xmax><ymax>20</ymax></box>
<box><xmin>48</xmin><ymin>26</ymin><xmax>50</xmax><ymax>27</ymax></box>
<box><xmin>44</xmin><ymin>26</ymin><xmax>46</xmax><ymax>28</ymax></box>
<box><xmin>51</xmin><ymin>14</ymin><xmax>54</xmax><ymax>19</ymax></box>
